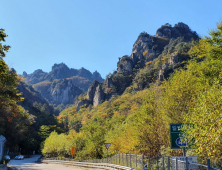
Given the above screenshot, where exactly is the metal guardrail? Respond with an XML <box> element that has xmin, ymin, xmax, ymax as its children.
<box><xmin>41</xmin><ymin>155</ymin><xmax>221</xmax><ymax>170</ymax></box>
<box><xmin>42</xmin><ymin>159</ymin><xmax>132</xmax><ymax>170</ymax></box>
<box><xmin>84</xmin><ymin>153</ymin><xmax>144</xmax><ymax>169</ymax></box>
<box><xmin>172</xmin><ymin>157</ymin><xmax>220</xmax><ymax>170</ymax></box>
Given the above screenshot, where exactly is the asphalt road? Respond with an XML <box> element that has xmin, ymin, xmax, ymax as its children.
<box><xmin>8</xmin><ymin>155</ymin><xmax>99</xmax><ymax>170</ymax></box>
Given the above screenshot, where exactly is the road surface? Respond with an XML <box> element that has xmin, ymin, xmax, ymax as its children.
<box><xmin>8</xmin><ymin>155</ymin><xmax>101</xmax><ymax>170</ymax></box>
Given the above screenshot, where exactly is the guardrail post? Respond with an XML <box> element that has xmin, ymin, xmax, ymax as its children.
<box><xmin>130</xmin><ymin>153</ymin><xmax>132</xmax><ymax>168</ymax></box>
<box><xmin>207</xmin><ymin>158</ymin><xmax>211</xmax><ymax>170</ymax></box>
<box><xmin>142</xmin><ymin>154</ymin><xmax>144</xmax><ymax>168</ymax></box>
<box><xmin>185</xmin><ymin>157</ymin><xmax>189</xmax><ymax>170</ymax></box>
<box><xmin>167</xmin><ymin>156</ymin><xmax>170</xmax><ymax>170</ymax></box>
<box><xmin>157</xmin><ymin>156</ymin><xmax>159</xmax><ymax>170</ymax></box>
<box><xmin>162</xmin><ymin>156</ymin><xmax>165</xmax><ymax>170</ymax></box>
<box><xmin>149</xmin><ymin>156</ymin><xmax>151</xmax><ymax>170</ymax></box>
<box><xmin>176</xmin><ymin>157</ymin><xmax>178</xmax><ymax>170</ymax></box>
<box><xmin>136</xmin><ymin>154</ymin><xmax>137</xmax><ymax>169</ymax></box>
<box><xmin>107</xmin><ymin>152</ymin><xmax>108</xmax><ymax>164</ymax></box>
<box><xmin>116</xmin><ymin>154</ymin><xmax>118</xmax><ymax>165</ymax></box>
<box><xmin>119</xmin><ymin>153</ymin><xmax>120</xmax><ymax>165</ymax></box>
<box><xmin>126</xmin><ymin>154</ymin><xmax>128</xmax><ymax>167</ymax></box>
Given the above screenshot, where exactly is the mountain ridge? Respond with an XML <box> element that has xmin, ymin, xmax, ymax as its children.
<box><xmin>75</xmin><ymin>22</ymin><xmax>199</xmax><ymax>110</ymax></box>
<box><xmin>23</xmin><ymin>63</ymin><xmax>104</xmax><ymax>84</ymax></box>
<box><xmin>21</xmin><ymin>63</ymin><xmax>104</xmax><ymax>109</ymax></box>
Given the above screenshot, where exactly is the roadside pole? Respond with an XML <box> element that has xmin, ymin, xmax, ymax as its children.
<box><xmin>104</xmin><ymin>143</ymin><xmax>111</xmax><ymax>164</ymax></box>
<box><xmin>183</xmin><ymin>148</ymin><xmax>186</xmax><ymax>156</ymax></box>
<box><xmin>107</xmin><ymin>149</ymin><xmax>108</xmax><ymax>163</ymax></box>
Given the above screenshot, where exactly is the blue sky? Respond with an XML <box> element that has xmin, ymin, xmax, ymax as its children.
<box><xmin>1</xmin><ymin>0</ymin><xmax>222</xmax><ymax>78</ymax></box>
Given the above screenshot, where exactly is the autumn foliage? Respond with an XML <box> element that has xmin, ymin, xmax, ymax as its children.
<box><xmin>41</xmin><ymin>22</ymin><xmax>222</xmax><ymax>167</ymax></box>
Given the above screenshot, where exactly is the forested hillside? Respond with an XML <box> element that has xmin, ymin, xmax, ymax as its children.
<box><xmin>42</xmin><ymin>21</ymin><xmax>222</xmax><ymax>167</ymax></box>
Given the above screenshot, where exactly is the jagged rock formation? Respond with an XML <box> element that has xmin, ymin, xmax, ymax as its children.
<box><xmin>50</xmin><ymin>79</ymin><xmax>83</xmax><ymax>105</ymax></box>
<box><xmin>117</xmin><ymin>55</ymin><xmax>133</xmax><ymax>73</ymax></box>
<box><xmin>23</xmin><ymin>63</ymin><xmax>104</xmax><ymax>84</ymax></box>
<box><xmin>20</xmin><ymin>22</ymin><xmax>199</xmax><ymax>111</ymax></box>
<box><xmin>93</xmin><ymin>83</ymin><xmax>105</xmax><ymax>106</ymax></box>
<box><xmin>87</xmin><ymin>81</ymin><xmax>100</xmax><ymax>103</ymax></box>
<box><xmin>155</xmin><ymin>22</ymin><xmax>198</xmax><ymax>40</ymax></box>
<box><xmin>76</xmin><ymin>80</ymin><xmax>106</xmax><ymax>111</ymax></box>
<box><xmin>77</xmin><ymin>22</ymin><xmax>199</xmax><ymax>108</ymax></box>
<box><xmin>21</xmin><ymin>63</ymin><xmax>104</xmax><ymax>108</ymax></box>
<box><xmin>23</xmin><ymin>69</ymin><xmax>47</xmax><ymax>84</ymax></box>
<box><xmin>33</xmin><ymin>78</ymin><xmax>83</xmax><ymax>105</ymax></box>
<box><xmin>87</xmin><ymin>80</ymin><xmax>105</xmax><ymax>107</ymax></box>
<box><xmin>116</xmin><ymin>22</ymin><xmax>198</xmax><ymax>77</ymax></box>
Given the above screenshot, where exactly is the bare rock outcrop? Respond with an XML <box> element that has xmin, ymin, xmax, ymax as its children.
<box><xmin>155</xmin><ymin>22</ymin><xmax>198</xmax><ymax>41</ymax></box>
<box><xmin>93</xmin><ymin>84</ymin><xmax>105</xmax><ymax>107</ymax></box>
<box><xmin>117</xmin><ymin>55</ymin><xmax>133</xmax><ymax>73</ymax></box>
<box><xmin>51</xmin><ymin>79</ymin><xmax>83</xmax><ymax>104</ymax></box>
<box><xmin>87</xmin><ymin>80</ymin><xmax>106</xmax><ymax>107</ymax></box>
<box><xmin>81</xmin><ymin>22</ymin><xmax>199</xmax><ymax>108</ymax></box>
<box><xmin>87</xmin><ymin>80</ymin><xmax>100</xmax><ymax>103</ymax></box>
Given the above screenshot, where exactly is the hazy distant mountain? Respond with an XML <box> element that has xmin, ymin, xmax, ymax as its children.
<box><xmin>21</xmin><ymin>63</ymin><xmax>104</xmax><ymax>107</ymax></box>
<box><xmin>23</xmin><ymin>63</ymin><xmax>103</xmax><ymax>84</ymax></box>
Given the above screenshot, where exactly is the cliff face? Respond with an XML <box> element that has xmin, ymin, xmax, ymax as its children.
<box><xmin>50</xmin><ymin>79</ymin><xmax>83</xmax><ymax>105</ymax></box>
<box><xmin>117</xmin><ymin>22</ymin><xmax>198</xmax><ymax>76</ymax></box>
<box><xmin>21</xmin><ymin>63</ymin><xmax>104</xmax><ymax>108</ymax></box>
<box><xmin>76</xmin><ymin>80</ymin><xmax>105</xmax><ymax>111</ymax></box>
<box><xmin>77</xmin><ymin>22</ymin><xmax>199</xmax><ymax>108</ymax></box>
<box><xmin>87</xmin><ymin>81</ymin><xmax>105</xmax><ymax>107</ymax></box>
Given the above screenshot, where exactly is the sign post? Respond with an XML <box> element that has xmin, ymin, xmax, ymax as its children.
<box><xmin>170</xmin><ymin>124</ymin><xmax>197</xmax><ymax>169</ymax></box>
<box><xmin>104</xmin><ymin>143</ymin><xmax>111</xmax><ymax>164</ymax></box>
<box><xmin>170</xmin><ymin>124</ymin><xmax>188</xmax><ymax>156</ymax></box>
<box><xmin>71</xmin><ymin>146</ymin><xmax>75</xmax><ymax>158</ymax></box>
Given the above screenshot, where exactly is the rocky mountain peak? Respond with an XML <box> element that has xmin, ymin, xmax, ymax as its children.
<box><xmin>155</xmin><ymin>22</ymin><xmax>198</xmax><ymax>40</ymax></box>
<box><xmin>174</xmin><ymin>22</ymin><xmax>190</xmax><ymax>30</ymax></box>
<box><xmin>92</xmin><ymin>70</ymin><xmax>103</xmax><ymax>81</ymax></box>
<box><xmin>79</xmin><ymin>22</ymin><xmax>200</xmax><ymax>109</ymax></box>
<box><xmin>22</xmin><ymin>62</ymin><xmax>104</xmax><ymax>109</ymax></box>
<box><xmin>115</xmin><ymin>22</ymin><xmax>198</xmax><ymax>76</ymax></box>
<box><xmin>52</xmin><ymin>63</ymin><xmax>69</xmax><ymax>72</ymax></box>
<box><xmin>23</xmin><ymin>71</ymin><xmax>28</xmax><ymax>77</ymax></box>
<box><xmin>78</xmin><ymin>67</ymin><xmax>92</xmax><ymax>78</ymax></box>
<box><xmin>33</xmin><ymin>69</ymin><xmax>46</xmax><ymax>74</ymax></box>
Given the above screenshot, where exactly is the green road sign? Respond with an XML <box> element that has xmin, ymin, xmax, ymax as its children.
<box><xmin>170</xmin><ymin>124</ymin><xmax>188</xmax><ymax>149</ymax></box>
